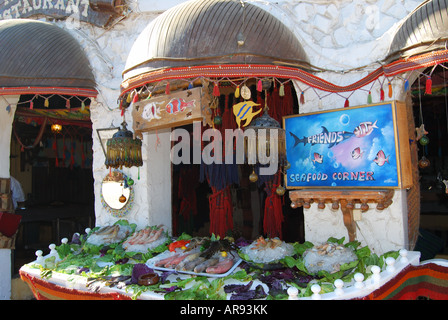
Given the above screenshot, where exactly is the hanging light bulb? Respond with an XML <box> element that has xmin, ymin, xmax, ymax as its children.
<box><xmin>105</xmin><ymin>121</ymin><xmax>143</xmax><ymax>169</ymax></box>
<box><xmin>51</xmin><ymin>123</ymin><xmax>62</xmax><ymax>134</ymax></box>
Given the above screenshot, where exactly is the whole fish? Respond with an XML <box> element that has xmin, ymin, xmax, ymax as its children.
<box><xmin>232</xmin><ymin>101</ymin><xmax>262</xmax><ymax>128</ymax></box>
<box><xmin>351</xmin><ymin>147</ymin><xmax>363</xmax><ymax>160</ymax></box>
<box><xmin>194</xmin><ymin>257</ymin><xmax>219</xmax><ymax>273</ymax></box>
<box><xmin>206</xmin><ymin>258</ymin><xmax>234</xmax><ymax>274</ymax></box>
<box><xmin>312</xmin><ymin>152</ymin><xmax>323</xmax><ymax>164</ymax></box>
<box><xmin>180</xmin><ymin>257</ymin><xmax>206</xmax><ymax>271</ymax></box>
<box><xmin>142</xmin><ymin>102</ymin><xmax>162</xmax><ymax>120</ymax></box>
<box><xmin>165</xmin><ymin>98</ymin><xmax>195</xmax><ymax>114</ymax></box>
<box><xmin>373</xmin><ymin>150</ymin><xmax>389</xmax><ymax>166</ymax></box>
<box><xmin>354</xmin><ymin>120</ymin><xmax>378</xmax><ymax>138</ymax></box>
<box><xmin>175</xmin><ymin>252</ymin><xmax>201</xmax><ymax>271</ymax></box>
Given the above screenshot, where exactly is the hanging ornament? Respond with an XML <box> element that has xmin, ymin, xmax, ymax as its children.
<box><xmin>81</xmin><ymin>101</ymin><xmax>86</xmax><ymax>111</ymax></box>
<box><xmin>419</xmin><ymin>135</ymin><xmax>430</xmax><ymax>146</ymax></box>
<box><xmin>240</xmin><ymin>84</ymin><xmax>251</xmax><ymax>100</ymax></box>
<box><xmin>232</xmin><ymin>101</ymin><xmax>261</xmax><ymax>128</ymax></box>
<box><xmin>213</xmin><ymin>82</ymin><xmax>220</xmax><ymax>97</ymax></box>
<box><xmin>344</xmin><ymin>98</ymin><xmax>349</xmax><ymax>108</ymax></box>
<box><xmin>367</xmin><ymin>91</ymin><xmax>373</xmax><ymax>104</ymax></box>
<box><xmin>127</xmin><ymin>177</ymin><xmax>134</xmax><ymax>186</ymax></box>
<box><xmin>188</xmin><ymin>82</ymin><xmax>193</xmax><ymax>89</ymax></box>
<box><xmin>235</xmin><ymin>85</ymin><xmax>240</xmax><ymax>98</ymax></box>
<box><xmin>380</xmin><ymin>87</ymin><xmax>385</xmax><ymax>101</ymax></box>
<box><xmin>425</xmin><ymin>76</ymin><xmax>432</xmax><ymax>95</ymax></box>
<box><xmin>44</xmin><ymin>98</ymin><xmax>49</xmax><ymax>108</ymax></box>
<box><xmin>418</xmin><ymin>156</ymin><xmax>430</xmax><ymax>169</ymax></box>
<box><xmin>66</xmin><ymin>99</ymin><xmax>70</xmax><ymax>109</ymax></box>
<box><xmin>318</xmin><ymin>98</ymin><xmax>323</xmax><ymax>109</ymax></box>
<box><xmin>126</xmin><ymin>93</ymin><xmax>132</xmax><ymax>103</ymax></box>
<box><xmin>276</xmin><ymin>185</ymin><xmax>286</xmax><ymax>196</ymax></box>
<box><xmin>262</xmin><ymin>79</ymin><xmax>272</xmax><ymax>90</ymax></box>
<box><xmin>29</xmin><ymin>101</ymin><xmax>33</xmax><ymax>110</ymax></box>
<box><xmin>249</xmin><ymin>169</ymin><xmax>258</xmax><ymax>182</ymax></box>
<box><xmin>119</xmin><ymin>194</ymin><xmax>127</xmax><ymax>203</ymax></box>
<box><xmin>279</xmin><ymin>83</ymin><xmax>285</xmax><ymax>97</ymax></box>
<box><xmin>415</xmin><ymin>124</ymin><xmax>428</xmax><ymax>141</ymax></box>
<box><xmin>300</xmin><ymin>91</ymin><xmax>305</xmax><ymax>104</ymax></box>
<box><xmin>213</xmin><ymin>114</ymin><xmax>222</xmax><ymax>125</ymax></box>
<box><xmin>6</xmin><ymin>105</ymin><xmax>11</xmax><ymax>114</ymax></box>
<box><xmin>388</xmin><ymin>82</ymin><xmax>393</xmax><ymax>98</ymax></box>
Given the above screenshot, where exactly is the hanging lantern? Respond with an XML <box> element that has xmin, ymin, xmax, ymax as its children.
<box><xmin>245</xmin><ymin>92</ymin><xmax>286</xmax><ymax>176</ymax></box>
<box><xmin>418</xmin><ymin>156</ymin><xmax>430</xmax><ymax>169</ymax></box>
<box><xmin>51</xmin><ymin>123</ymin><xmax>62</xmax><ymax>134</ymax></box>
<box><xmin>105</xmin><ymin>121</ymin><xmax>143</xmax><ymax>169</ymax></box>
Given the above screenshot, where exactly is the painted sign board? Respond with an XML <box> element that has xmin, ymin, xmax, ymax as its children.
<box><xmin>132</xmin><ymin>87</ymin><xmax>205</xmax><ymax>137</ymax></box>
<box><xmin>283</xmin><ymin>101</ymin><xmax>412</xmax><ymax>189</ymax></box>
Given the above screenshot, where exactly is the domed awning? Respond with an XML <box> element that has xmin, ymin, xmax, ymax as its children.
<box><xmin>0</xmin><ymin>19</ymin><xmax>97</xmax><ymax>97</ymax></box>
<box><xmin>121</xmin><ymin>0</ymin><xmax>310</xmax><ymax>93</ymax></box>
<box><xmin>386</xmin><ymin>0</ymin><xmax>448</xmax><ymax>62</ymax></box>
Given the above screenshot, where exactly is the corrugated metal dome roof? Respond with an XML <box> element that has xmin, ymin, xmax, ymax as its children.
<box><xmin>122</xmin><ymin>0</ymin><xmax>310</xmax><ymax>85</ymax></box>
<box><xmin>386</xmin><ymin>0</ymin><xmax>448</xmax><ymax>61</ymax></box>
<box><xmin>0</xmin><ymin>19</ymin><xmax>96</xmax><ymax>94</ymax></box>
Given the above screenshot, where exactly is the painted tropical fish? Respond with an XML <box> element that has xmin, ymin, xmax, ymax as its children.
<box><xmin>354</xmin><ymin>120</ymin><xmax>378</xmax><ymax>138</ymax></box>
<box><xmin>289</xmin><ymin>126</ymin><xmax>354</xmax><ymax>148</ymax></box>
<box><xmin>166</xmin><ymin>98</ymin><xmax>195</xmax><ymax>114</ymax></box>
<box><xmin>373</xmin><ymin>150</ymin><xmax>389</xmax><ymax>166</ymax></box>
<box><xmin>351</xmin><ymin>147</ymin><xmax>363</xmax><ymax>160</ymax></box>
<box><xmin>142</xmin><ymin>102</ymin><xmax>162</xmax><ymax>121</ymax></box>
<box><xmin>232</xmin><ymin>101</ymin><xmax>262</xmax><ymax>128</ymax></box>
<box><xmin>312</xmin><ymin>152</ymin><xmax>323</xmax><ymax>164</ymax></box>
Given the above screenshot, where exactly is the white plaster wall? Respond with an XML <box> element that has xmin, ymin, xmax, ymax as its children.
<box><xmin>39</xmin><ymin>0</ymin><xmax>423</xmax><ymax>250</ymax></box>
<box><xmin>0</xmin><ymin>96</ymin><xmax>19</xmax><ymax>178</ymax></box>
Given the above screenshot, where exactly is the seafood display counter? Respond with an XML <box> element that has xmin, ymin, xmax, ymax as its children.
<box><xmin>19</xmin><ymin>220</ymin><xmax>448</xmax><ymax>301</ymax></box>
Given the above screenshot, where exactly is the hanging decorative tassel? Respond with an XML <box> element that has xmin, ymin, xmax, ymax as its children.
<box><xmin>6</xmin><ymin>105</ymin><xmax>11</xmax><ymax>114</ymax></box>
<box><xmin>66</xmin><ymin>99</ymin><xmax>70</xmax><ymax>109</ymax></box>
<box><xmin>120</xmin><ymin>104</ymin><xmax>124</xmax><ymax>117</ymax></box>
<box><xmin>29</xmin><ymin>101</ymin><xmax>33</xmax><ymax>110</ymax></box>
<box><xmin>126</xmin><ymin>93</ymin><xmax>132</xmax><ymax>103</ymax></box>
<box><xmin>132</xmin><ymin>91</ymin><xmax>139</xmax><ymax>104</ymax></box>
<box><xmin>344</xmin><ymin>98</ymin><xmax>349</xmax><ymax>108</ymax></box>
<box><xmin>380</xmin><ymin>87</ymin><xmax>385</xmax><ymax>101</ymax></box>
<box><xmin>318</xmin><ymin>98</ymin><xmax>323</xmax><ymax>109</ymax></box>
<box><xmin>388</xmin><ymin>82</ymin><xmax>393</xmax><ymax>98</ymax></box>
<box><xmin>165</xmin><ymin>82</ymin><xmax>170</xmax><ymax>95</ymax></box>
<box><xmin>257</xmin><ymin>79</ymin><xmax>262</xmax><ymax>92</ymax></box>
<box><xmin>279</xmin><ymin>83</ymin><xmax>285</xmax><ymax>97</ymax></box>
<box><xmin>367</xmin><ymin>91</ymin><xmax>373</xmax><ymax>104</ymax></box>
<box><xmin>300</xmin><ymin>91</ymin><xmax>305</xmax><ymax>105</ymax></box>
<box><xmin>213</xmin><ymin>82</ymin><xmax>220</xmax><ymax>97</ymax></box>
<box><xmin>404</xmin><ymin>79</ymin><xmax>410</xmax><ymax>92</ymax></box>
<box><xmin>44</xmin><ymin>98</ymin><xmax>49</xmax><ymax>108</ymax></box>
<box><xmin>81</xmin><ymin>101</ymin><xmax>85</xmax><ymax>111</ymax></box>
<box><xmin>235</xmin><ymin>85</ymin><xmax>240</xmax><ymax>98</ymax></box>
<box><xmin>425</xmin><ymin>76</ymin><xmax>432</xmax><ymax>94</ymax></box>
<box><xmin>188</xmin><ymin>81</ymin><xmax>193</xmax><ymax>89</ymax></box>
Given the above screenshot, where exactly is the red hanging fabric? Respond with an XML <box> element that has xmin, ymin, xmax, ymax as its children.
<box><xmin>263</xmin><ymin>171</ymin><xmax>284</xmax><ymax>238</ymax></box>
<box><xmin>208</xmin><ymin>185</ymin><xmax>233</xmax><ymax>238</ymax></box>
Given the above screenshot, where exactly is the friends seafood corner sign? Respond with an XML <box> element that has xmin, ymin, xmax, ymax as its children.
<box><xmin>283</xmin><ymin>101</ymin><xmax>413</xmax><ymax>189</ymax></box>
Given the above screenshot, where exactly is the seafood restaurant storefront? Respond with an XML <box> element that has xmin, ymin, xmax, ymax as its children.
<box><xmin>3</xmin><ymin>0</ymin><xmax>448</xmax><ymax>301</ymax></box>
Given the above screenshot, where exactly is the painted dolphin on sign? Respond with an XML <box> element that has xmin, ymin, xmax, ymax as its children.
<box><xmin>289</xmin><ymin>126</ymin><xmax>354</xmax><ymax>148</ymax></box>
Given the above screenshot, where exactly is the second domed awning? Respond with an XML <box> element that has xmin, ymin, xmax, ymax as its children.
<box><xmin>0</xmin><ymin>19</ymin><xmax>97</xmax><ymax>97</ymax></box>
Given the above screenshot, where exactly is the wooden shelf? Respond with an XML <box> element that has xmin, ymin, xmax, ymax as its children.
<box><xmin>289</xmin><ymin>189</ymin><xmax>395</xmax><ymax>241</ymax></box>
